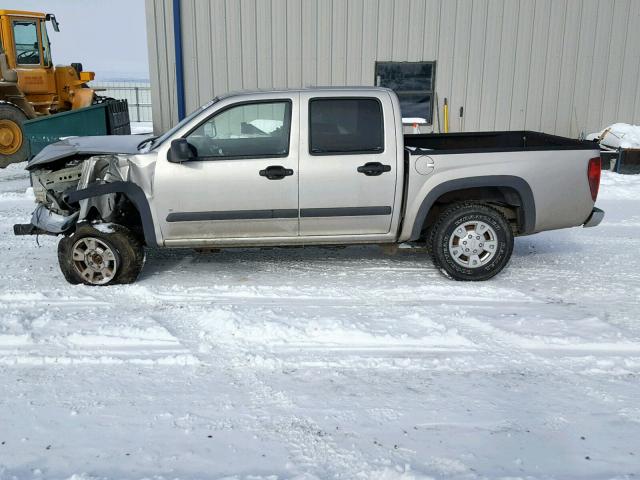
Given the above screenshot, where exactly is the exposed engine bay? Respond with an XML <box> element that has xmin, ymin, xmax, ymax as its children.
<box><xmin>23</xmin><ymin>149</ymin><xmax>156</xmax><ymax>237</ymax></box>
<box><xmin>28</xmin><ymin>156</ymin><xmax>127</xmax><ymax>234</ymax></box>
<box><xmin>13</xmin><ymin>131</ymin><xmax>155</xmax><ymax>238</ymax></box>
<box><xmin>32</xmin><ymin>162</ymin><xmax>84</xmax><ymax>216</ymax></box>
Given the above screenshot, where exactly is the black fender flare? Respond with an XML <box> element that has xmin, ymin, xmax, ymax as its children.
<box><xmin>409</xmin><ymin>175</ymin><xmax>536</xmax><ymax>241</ymax></box>
<box><xmin>66</xmin><ymin>181</ymin><xmax>158</xmax><ymax>247</ymax></box>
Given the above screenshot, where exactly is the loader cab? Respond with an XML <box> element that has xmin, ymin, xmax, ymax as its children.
<box><xmin>0</xmin><ymin>11</ymin><xmax>56</xmax><ymax>68</ymax></box>
<box><xmin>9</xmin><ymin>13</ymin><xmax>59</xmax><ymax>69</ymax></box>
<box><xmin>0</xmin><ymin>10</ymin><xmax>95</xmax><ymax>114</ymax></box>
<box><xmin>0</xmin><ymin>11</ymin><xmax>57</xmax><ymax>103</ymax></box>
<box><xmin>13</xmin><ymin>16</ymin><xmax>53</xmax><ymax>67</ymax></box>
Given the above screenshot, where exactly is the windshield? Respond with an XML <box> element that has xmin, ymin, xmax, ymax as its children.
<box><xmin>144</xmin><ymin>98</ymin><xmax>219</xmax><ymax>151</ymax></box>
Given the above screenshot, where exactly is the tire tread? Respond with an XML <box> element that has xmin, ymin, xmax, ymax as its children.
<box><xmin>428</xmin><ymin>202</ymin><xmax>513</xmax><ymax>281</ymax></box>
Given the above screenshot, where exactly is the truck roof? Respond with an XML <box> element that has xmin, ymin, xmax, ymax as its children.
<box><xmin>216</xmin><ymin>86</ymin><xmax>394</xmax><ymax>101</ymax></box>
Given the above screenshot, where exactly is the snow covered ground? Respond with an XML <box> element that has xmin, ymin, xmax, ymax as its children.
<box><xmin>1</xmin><ymin>162</ymin><xmax>639</xmax><ymax>479</ymax></box>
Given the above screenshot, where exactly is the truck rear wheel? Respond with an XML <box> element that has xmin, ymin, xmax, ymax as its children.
<box><xmin>58</xmin><ymin>224</ymin><xmax>145</xmax><ymax>286</ymax></box>
<box><xmin>429</xmin><ymin>202</ymin><xmax>514</xmax><ymax>281</ymax></box>
<box><xmin>0</xmin><ymin>103</ymin><xmax>28</xmax><ymax>168</ymax></box>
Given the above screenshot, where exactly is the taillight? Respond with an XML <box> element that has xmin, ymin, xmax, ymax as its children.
<box><xmin>587</xmin><ymin>156</ymin><xmax>601</xmax><ymax>202</ymax></box>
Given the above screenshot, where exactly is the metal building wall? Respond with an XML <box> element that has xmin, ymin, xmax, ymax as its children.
<box><xmin>145</xmin><ymin>0</ymin><xmax>640</xmax><ymax>137</ymax></box>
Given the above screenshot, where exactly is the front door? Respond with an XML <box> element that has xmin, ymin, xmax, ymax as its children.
<box><xmin>298</xmin><ymin>93</ymin><xmax>398</xmax><ymax>236</ymax></box>
<box><xmin>154</xmin><ymin>95</ymin><xmax>299</xmax><ymax>242</ymax></box>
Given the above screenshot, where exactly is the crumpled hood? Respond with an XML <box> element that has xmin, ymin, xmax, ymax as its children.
<box><xmin>27</xmin><ymin>135</ymin><xmax>153</xmax><ymax>170</ymax></box>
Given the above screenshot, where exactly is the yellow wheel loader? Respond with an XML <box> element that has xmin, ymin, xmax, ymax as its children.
<box><xmin>0</xmin><ymin>10</ymin><xmax>116</xmax><ymax>167</ymax></box>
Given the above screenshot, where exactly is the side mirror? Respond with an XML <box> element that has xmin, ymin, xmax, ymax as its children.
<box><xmin>46</xmin><ymin>14</ymin><xmax>60</xmax><ymax>32</ymax></box>
<box><xmin>168</xmin><ymin>138</ymin><xmax>194</xmax><ymax>163</ymax></box>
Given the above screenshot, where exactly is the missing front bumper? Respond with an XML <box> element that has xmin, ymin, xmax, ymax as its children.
<box><xmin>13</xmin><ymin>205</ymin><xmax>79</xmax><ymax>236</ymax></box>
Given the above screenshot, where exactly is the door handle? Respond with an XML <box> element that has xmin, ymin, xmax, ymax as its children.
<box><xmin>259</xmin><ymin>165</ymin><xmax>294</xmax><ymax>180</ymax></box>
<box><xmin>357</xmin><ymin>162</ymin><xmax>392</xmax><ymax>176</ymax></box>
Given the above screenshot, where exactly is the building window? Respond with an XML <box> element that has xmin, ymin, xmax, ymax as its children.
<box><xmin>375</xmin><ymin>62</ymin><xmax>435</xmax><ymax>124</ymax></box>
<box><xmin>309</xmin><ymin>98</ymin><xmax>384</xmax><ymax>155</ymax></box>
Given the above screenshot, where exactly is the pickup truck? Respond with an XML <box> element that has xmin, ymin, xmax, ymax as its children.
<box><xmin>14</xmin><ymin>87</ymin><xmax>603</xmax><ymax>285</ymax></box>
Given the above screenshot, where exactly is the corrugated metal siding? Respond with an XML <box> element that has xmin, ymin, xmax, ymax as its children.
<box><xmin>145</xmin><ymin>0</ymin><xmax>177</xmax><ymax>131</ymax></box>
<box><xmin>146</xmin><ymin>0</ymin><xmax>640</xmax><ymax>137</ymax></box>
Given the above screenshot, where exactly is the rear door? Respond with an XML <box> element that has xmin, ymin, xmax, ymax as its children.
<box><xmin>298</xmin><ymin>92</ymin><xmax>398</xmax><ymax>236</ymax></box>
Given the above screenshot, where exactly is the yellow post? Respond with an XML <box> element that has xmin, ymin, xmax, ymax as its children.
<box><xmin>443</xmin><ymin>98</ymin><xmax>449</xmax><ymax>133</ymax></box>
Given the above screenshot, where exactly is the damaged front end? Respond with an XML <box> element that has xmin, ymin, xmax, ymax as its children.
<box><xmin>14</xmin><ymin>161</ymin><xmax>84</xmax><ymax>235</ymax></box>
<box><xmin>14</xmin><ymin>149</ymin><xmax>155</xmax><ymax>239</ymax></box>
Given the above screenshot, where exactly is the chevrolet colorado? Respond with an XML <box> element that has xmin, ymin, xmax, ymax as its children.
<box><xmin>14</xmin><ymin>87</ymin><xmax>603</xmax><ymax>285</ymax></box>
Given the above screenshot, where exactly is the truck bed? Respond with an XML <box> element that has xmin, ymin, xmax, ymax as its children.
<box><xmin>404</xmin><ymin>131</ymin><xmax>596</xmax><ymax>154</ymax></box>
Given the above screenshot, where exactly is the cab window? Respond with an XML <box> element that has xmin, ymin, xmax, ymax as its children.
<box><xmin>309</xmin><ymin>98</ymin><xmax>384</xmax><ymax>155</ymax></box>
<box><xmin>186</xmin><ymin>101</ymin><xmax>291</xmax><ymax>158</ymax></box>
<box><xmin>13</xmin><ymin>20</ymin><xmax>41</xmax><ymax>65</ymax></box>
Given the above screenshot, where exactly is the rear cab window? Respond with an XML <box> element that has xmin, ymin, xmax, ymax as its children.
<box><xmin>309</xmin><ymin>98</ymin><xmax>384</xmax><ymax>155</ymax></box>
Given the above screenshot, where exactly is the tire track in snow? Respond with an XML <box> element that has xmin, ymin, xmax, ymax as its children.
<box><xmin>138</xmin><ymin>293</ymin><xmax>538</xmax><ymax>308</ymax></box>
<box><xmin>148</xmin><ymin>308</ymin><xmax>380</xmax><ymax>479</ymax></box>
<box><xmin>0</xmin><ymin>291</ymin><xmax>200</xmax><ymax>366</ymax></box>
<box><xmin>440</xmin><ymin>304</ymin><xmax>640</xmax><ymax>425</ymax></box>
<box><xmin>121</xmin><ymin>283</ymin><xmax>640</xmax><ymax>372</ymax></box>
<box><xmin>143</xmin><ymin>292</ymin><xmax>629</xmax><ymax>477</ymax></box>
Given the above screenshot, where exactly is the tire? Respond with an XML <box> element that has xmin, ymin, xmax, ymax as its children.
<box><xmin>429</xmin><ymin>202</ymin><xmax>514</xmax><ymax>281</ymax></box>
<box><xmin>0</xmin><ymin>103</ymin><xmax>29</xmax><ymax>168</ymax></box>
<box><xmin>58</xmin><ymin>224</ymin><xmax>145</xmax><ymax>286</ymax></box>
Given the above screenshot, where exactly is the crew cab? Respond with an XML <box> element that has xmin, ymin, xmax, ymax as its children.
<box><xmin>14</xmin><ymin>87</ymin><xmax>603</xmax><ymax>285</ymax></box>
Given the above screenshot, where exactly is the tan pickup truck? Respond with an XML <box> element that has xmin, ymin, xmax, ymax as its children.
<box><xmin>15</xmin><ymin>87</ymin><xmax>603</xmax><ymax>285</ymax></box>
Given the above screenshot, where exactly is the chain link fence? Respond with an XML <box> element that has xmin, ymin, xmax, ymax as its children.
<box><xmin>92</xmin><ymin>81</ymin><xmax>152</xmax><ymax>123</ymax></box>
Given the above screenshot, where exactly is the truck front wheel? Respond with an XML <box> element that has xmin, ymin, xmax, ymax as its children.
<box><xmin>58</xmin><ymin>224</ymin><xmax>145</xmax><ymax>286</ymax></box>
<box><xmin>429</xmin><ymin>202</ymin><xmax>514</xmax><ymax>281</ymax></box>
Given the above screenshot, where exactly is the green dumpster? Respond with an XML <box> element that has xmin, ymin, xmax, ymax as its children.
<box><xmin>23</xmin><ymin>99</ymin><xmax>131</xmax><ymax>159</ymax></box>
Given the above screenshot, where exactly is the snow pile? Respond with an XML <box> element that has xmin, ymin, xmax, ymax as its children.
<box><xmin>587</xmin><ymin>123</ymin><xmax>640</xmax><ymax>149</ymax></box>
<box><xmin>599</xmin><ymin>170</ymin><xmax>640</xmax><ymax>200</ymax></box>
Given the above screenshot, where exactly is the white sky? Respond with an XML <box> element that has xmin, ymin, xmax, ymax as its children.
<box><xmin>12</xmin><ymin>0</ymin><xmax>149</xmax><ymax>80</ymax></box>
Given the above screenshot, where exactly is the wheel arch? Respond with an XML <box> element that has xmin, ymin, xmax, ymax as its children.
<box><xmin>0</xmin><ymin>95</ymin><xmax>38</xmax><ymax>119</ymax></box>
<box><xmin>409</xmin><ymin>175</ymin><xmax>536</xmax><ymax>241</ymax></box>
<box><xmin>66</xmin><ymin>181</ymin><xmax>159</xmax><ymax>247</ymax></box>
